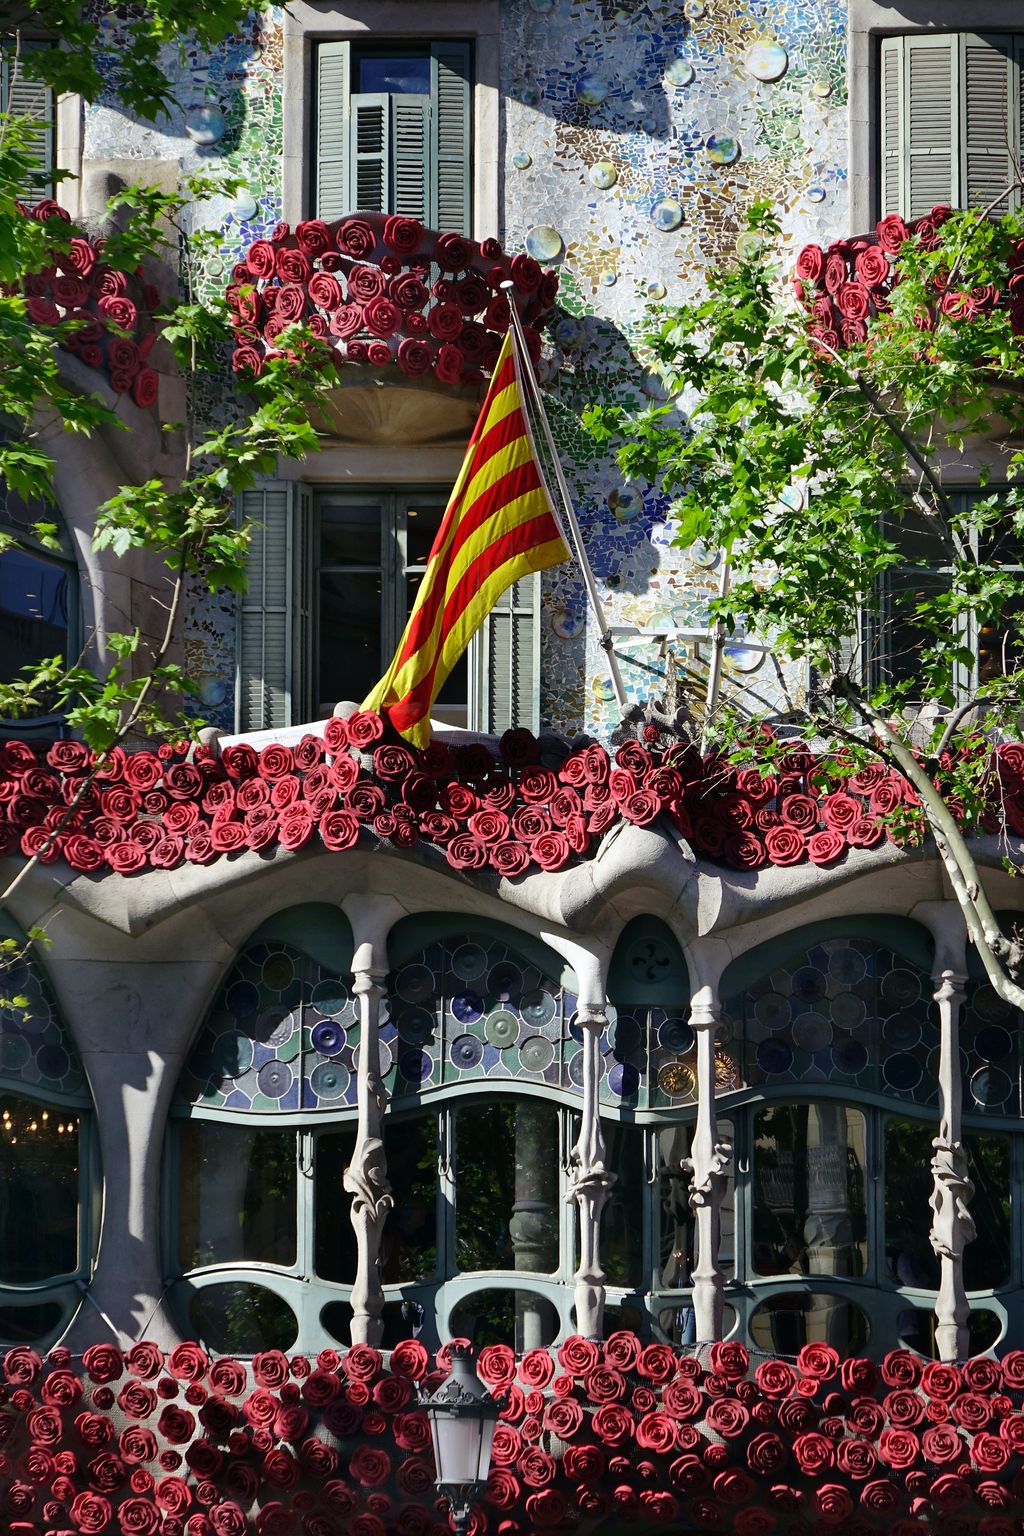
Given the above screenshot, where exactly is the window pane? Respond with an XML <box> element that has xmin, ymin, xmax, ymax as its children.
<box><xmin>319</xmin><ymin>501</ymin><xmax>382</xmax><ymax>567</ymax></box>
<box><xmin>978</xmin><ymin>595</ymin><xmax>1023</xmax><ymax>682</ymax></box>
<box><xmin>318</xmin><ymin>571</ymin><xmax>382</xmax><ymax>712</ymax></box>
<box><xmin>455</xmin><ymin>1101</ymin><xmax>559</xmax><ymax>1274</ymax></box>
<box><xmin>178</xmin><ymin>1121</ymin><xmax>296</xmax><ymax>1269</ymax></box>
<box><xmin>884</xmin><ymin>568</ymin><xmax>948</xmax><ymax>686</ymax></box>
<box><xmin>356</xmin><ymin>55</ymin><xmax>431</xmax><ymax>95</ymax></box>
<box><xmin>0</xmin><ymin>1096</ymin><xmax>79</xmax><ymax>1282</ymax></box>
<box><xmin>0</xmin><ymin>547</ymin><xmax>69</xmax><ymax>681</ymax></box>
<box><xmin>753</xmin><ymin>1104</ymin><xmax>867</xmax><ymax>1278</ymax></box>
<box><xmin>382</xmin><ymin>1115</ymin><xmax>437</xmax><ymax>1283</ymax></box>
<box><xmin>405</xmin><ymin>503</ymin><xmax>446</xmax><ymax>568</ymax></box>
<box><xmin>188</xmin><ymin>1282</ymin><xmax>297</xmax><ymax>1353</ymax></box>
<box><xmin>886</xmin><ymin>1117</ymin><xmax>1012</xmax><ymax>1291</ymax></box>
<box><xmin>600</xmin><ymin>1120</ymin><xmax>644</xmax><ymax>1287</ymax></box>
<box><xmin>450</xmin><ymin>1288</ymin><xmax>559</xmax><ymax>1351</ymax></box>
<box><xmin>749</xmin><ymin>1293</ymin><xmax>869</xmax><ymax>1355</ymax></box>
<box><xmin>314</xmin><ymin>1128</ymin><xmax>358</xmax><ymax>1283</ymax></box>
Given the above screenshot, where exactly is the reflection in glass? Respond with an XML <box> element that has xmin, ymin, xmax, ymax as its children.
<box><xmin>318</xmin><ymin>572</ymin><xmax>382</xmax><ymax>711</ymax></box>
<box><xmin>319</xmin><ymin>500</ymin><xmax>383</xmax><ymax>566</ymax></box>
<box><xmin>898</xmin><ymin>1305</ymin><xmax>1001</xmax><ymax>1359</ymax></box>
<box><xmin>885</xmin><ymin>1118</ymin><xmax>1010</xmax><ymax>1292</ymax></box>
<box><xmin>382</xmin><ymin>1115</ymin><xmax>437</xmax><ymax>1282</ymax></box>
<box><xmin>179</xmin><ymin>1122</ymin><xmax>296</xmax><ymax>1269</ymax></box>
<box><xmin>314</xmin><ymin>1128</ymin><xmax>358</xmax><ymax>1283</ymax></box>
<box><xmin>753</xmin><ymin>1104</ymin><xmax>866</xmax><ymax>1279</ymax></box>
<box><xmin>356</xmin><ymin>54</ymin><xmax>431</xmax><ymax>95</ymax></box>
<box><xmin>0</xmin><ymin>1096</ymin><xmax>79</xmax><ymax>1281</ymax></box>
<box><xmin>450</xmin><ymin>1288</ymin><xmax>559</xmax><ymax>1351</ymax></box>
<box><xmin>0</xmin><ymin>1302</ymin><xmax>64</xmax><ymax>1342</ymax></box>
<box><xmin>405</xmin><ymin>503</ymin><xmax>446</xmax><ymax>567</ymax></box>
<box><xmin>456</xmin><ymin>1101</ymin><xmax>558</xmax><ymax>1276</ymax></box>
<box><xmin>749</xmin><ymin>1293</ymin><xmax>869</xmax><ymax>1355</ymax></box>
<box><xmin>655</xmin><ymin>1118</ymin><xmax>734</xmax><ymax>1345</ymax></box>
<box><xmin>600</xmin><ymin>1120</ymin><xmax>644</xmax><ymax>1288</ymax></box>
<box><xmin>0</xmin><ymin>547</ymin><xmax>70</xmax><ymax>684</ymax></box>
<box><xmin>188</xmin><ymin>1282</ymin><xmax>297</xmax><ymax>1353</ymax></box>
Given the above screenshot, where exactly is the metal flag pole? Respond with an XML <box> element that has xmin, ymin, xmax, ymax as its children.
<box><xmin>701</xmin><ymin>554</ymin><xmax>732</xmax><ymax>753</ymax></box>
<box><xmin>501</xmin><ymin>283</ymin><xmax>628</xmax><ymax>710</ymax></box>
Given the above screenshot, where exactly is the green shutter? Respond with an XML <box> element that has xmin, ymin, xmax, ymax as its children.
<box><xmin>236</xmin><ymin>482</ymin><xmax>294</xmax><ymax>733</ymax></box>
<box><xmin>392</xmin><ymin>96</ymin><xmax>430</xmax><ymax>221</ymax></box>
<box><xmin>880</xmin><ymin>38</ymin><xmax>903</xmax><ymax>218</ymax></box>
<box><xmin>903</xmin><ymin>34</ymin><xmax>958</xmax><ymax>219</ymax></box>
<box><xmin>473</xmin><ymin>574</ymin><xmax>540</xmax><ymax>735</ymax></box>
<box><xmin>960</xmin><ymin>34</ymin><xmax>1017</xmax><ymax>214</ymax></box>
<box><xmin>430</xmin><ymin>42</ymin><xmax>472</xmax><ymax>234</ymax></box>
<box><xmin>315</xmin><ymin>41</ymin><xmax>349</xmax><ymax>220</ymax></box>
<box><xmin>347</xmin><ymin>93</ymin><xmax>390</xmax><ymax>213</ymax></box>
<box><xmin>1</xmin><ymin>43</ymin><xmax>54</xmax><ymax>202</ymax></box>
<box><xmin>293</xmin><ymin>484</ymin><xmax>314</xmax><ymax>722</ymax></box>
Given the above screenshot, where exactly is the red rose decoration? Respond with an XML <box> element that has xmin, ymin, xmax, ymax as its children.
<box><xmin>855</xmin><ymin>246</ymin><xmax>890</xmax><ymax>288</ymax></box>
<box><xmin>557</xmin><ymin>1336</ymin><xmax>599</xmax><ymax>1377</ymax></box>
<box><xmin>82</xmin><ymin>1344</ymin><xmax>124</xmax><ymax>1384</ymax></box>
<box><xmin>795</xmin><ymin>244</ymin><xmax>825</xmax><ymax>284</ymax></box>
<box><xmin>876</xmin><ymin>213</ymin><xmax>910</xmax><ymax>252</ymax></box>
<box><xmin>396</xmin><ymin>337</ymin><xmax>432</xmax><ymax>377</ymax></box>
<box><xmin>807</xmin><ymin>828</ymin><xmax>845</xmax><ymax>864</ymax></box>
<box><xmin>435</xmin><ymin>231</ymin><xmax>474</xmax><ymax>271</ymax></box>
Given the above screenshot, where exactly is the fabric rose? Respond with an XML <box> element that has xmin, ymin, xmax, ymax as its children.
<box><xmin>876</xmin><ymin>213</ymin><xmax>910</xmax><ymax>253</ymax></box>
<box><xmin>855</xmin><ymin>246</ymin><xmax>890</xmax><ymax>288</ymax></box>
<box><xmin>592</xmin><ymin>1404</ymin><xmax>633</xmax><ymax>1447</ymax></box>
<box><xmin>836</xmin><ymin>281</ymin><xmax>870</xmax><ymax>320</ymax></box>
<box><xmin>808</xmin><ymin>828</ymin><xmax>845</xmax><ymax>864</ymax></box>
<box><xmin>434</xmin><ymin>341</ymin><xmax>465</xmax><ymax>384</ymax></box>
<box><xmin>793</xmin><ymin>1432</ymin><xmax>834</xmax><ymax>1475</ymax></box>
<box><xmin>82</xmin><ymin>1344</ymin><xmax>124</xmax><ymax>1384</ymax></box>
<box><xmin>396</xmin><ymin>337</ymin><xmax>432</xmax><ymax>377</ymax></box>
<box><xmin>753</xmin><ymin>1358</ymin><xmax>796</xmax><ymax>1397</ymax></box>
<box><xmin>436</xmin><ymin>232</ymin><xmax>473</xmax><ymax>271</ymax></box>
<box><xmin>795</xmin><ymin>244</ymin><xmax>825</xmax><ymax>285</ymax></box>
<box><xmin>881</xmin><ymin>1349</ymin><xmax>922</xmax><ymax>1388</ymax></box>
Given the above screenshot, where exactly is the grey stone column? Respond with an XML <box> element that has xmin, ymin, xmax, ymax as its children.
<box><xmin>931</xmin><ymin>967</ymin><xmax>974</xmax><ymax>1362</ymax></box>
<box><xmin>685</xmin><ymin>983</ymin><xmax>731</xmax><ymax>1343</ymax></box>
<box><xmin>341</xmin><ymin>895</ymin><xmax>402</xmax><ymax>1347</ymax></box>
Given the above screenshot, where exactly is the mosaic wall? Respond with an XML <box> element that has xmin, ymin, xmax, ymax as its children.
<box><xmin>83</xmin><ymin>0</ymin><xmax>848</xmax><ymax>738</ymax></box>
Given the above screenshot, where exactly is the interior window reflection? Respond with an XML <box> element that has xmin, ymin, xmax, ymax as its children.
<box><xmin>179</xmin><ymin>1121</ymin><xmax>296</xmax><ymax>1270</ymax></box>
<box><xmin>0</xmin><ymin>1096</ymin><xmax>79</xmax><ymax>1282</ymax></box>
<box><xmin>753</xmin><ymin>1104</ymin><xmax>867</xmax><ymax>1279</ymax></box>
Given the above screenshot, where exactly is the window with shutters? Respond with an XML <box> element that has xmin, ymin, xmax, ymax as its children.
<box><xmin>879</xmin><ymin>33</ymin><xmax>1024</xmax><ymax>219</ymax></box>
<box><xmin>0</xmin><ymin>41</ymin><xmax>55</xmax><ymax>202</ymax></box>
<box><xmin>235</xmin><ymin>483</ymin><xmax>540</xmax><ymax>737</ymax></box>
<box><xmin>0</xmin><ymin>482</ymin><xmax>76</xmax><ymax>730</ymax></box>
<box><xmin>313</xmin><ymin>40</ymin><xmax>472</xmax><ymax>233</ymax></box>
<box><xmin>865</xmin><ymin>491</ymin><xmax>1024</xmax><ymax>694</ymax></box>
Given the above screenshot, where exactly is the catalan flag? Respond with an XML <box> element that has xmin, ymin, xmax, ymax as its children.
<box><xmin>361</xmin><ymin>329</ymin><xmax>569</xmax><ymax>747</ymax></box>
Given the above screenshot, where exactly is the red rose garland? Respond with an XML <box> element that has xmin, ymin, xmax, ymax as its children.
<box><xmin>19</xmin><ymin>201</ymin><xmax>161</xmax><ymax>401</ymax></box>
<box><xmin>228</xmin><ymin>212</ymin><xmax>558</xmax><ymax>382</ymax></box>
<box><xmin>0</xmin><ymin>725</ymin><xmax>1020</xmax><ymax>879</ymax></box>
<box><xmin>4</xmin><ymin>1338</ymin><xmax>1024</xmax><ymax>1534</ymax></box>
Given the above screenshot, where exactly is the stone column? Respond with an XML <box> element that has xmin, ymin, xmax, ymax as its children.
<box><xmin>341</xmin><ymin>896</ymin><xmax>402</xmax><ymax>1348</ymax></box>
<box><xmin>685</xmin><ymin>983</ymin><xmax>731</xmax><ymax>1343</ymax></box>
<box><xmin>930</xmin><ymin>967</ymin><xmax>974</xmax><ymax>1362</ymax></box>
<box><xmin>567</xmin><ymin>1001</ymin><xmax>614</xmax><ymax>1339</ymax></box>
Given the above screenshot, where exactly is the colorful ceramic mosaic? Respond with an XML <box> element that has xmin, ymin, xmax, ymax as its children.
<box><xmin>177</xmin><ymin>942</ymin><xmax>360</xmax><ymax>1112</ymax></box>
<box><xmin>0</xmin><ymin>951</ymin><xmax>87</xmax><ymax>1104</ymax></box>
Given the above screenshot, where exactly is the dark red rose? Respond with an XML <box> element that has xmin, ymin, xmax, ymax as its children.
<box><xmin>70</xmin><ymin>1492</ymin><xmax>113</xmax><ymax>1533</ymax></box>
<box><xmin>396</xmin><ymin>337</ymin><xmax>432</xmax><ymax>376</ymax></box>
<box><xmin>971</xmin><ymin>1432</ymin><xmax>1009</xmax><ymax>1472</ymax></box>
<box><xmin>795</xmin><ymin>245</ymin><xmax>825</xmax><ymax>284</ymax></box>
<box><xmin>336</xmin><ymin>219</ymin><xmax>375</xmax><ymax>258</ymax></box>
<box><xmin>557</xmin><ymin>1335</ymin><xmax>599</xmax><ymax>1376</ymax></box>
<box><xmin>157</xmin><ymin>1405</ymin><xmax>195</xmax><ymax>1444</ymax></box>
<box><xmin>876</xmin><ymin>214</ymin><xmax>910</xmax><ymax>253</ymax></box>
<box><xmin>383</xmin><ymin>216</ymin><xmax>423</xmax><ymax>254</ymax></box>
<box><xmin>807</xmin><ymin>828</ymin><xmax>845</xmax><ymax>864</ymax></box>
<box><xmin>881</xmin><ymin>1349</ymin><xmax>921</xmax><ymax>1388</ymax></box>
<box><xmin>82</xmin><ymin>1345</ymin><xmax>124</xmax><ymax>1385</ymax></box>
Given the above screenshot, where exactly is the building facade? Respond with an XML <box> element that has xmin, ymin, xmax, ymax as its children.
<box><xmin>2</xmin><ymin>2</ymin><xmax>1024</xmax><ymax>1532</ymax></box>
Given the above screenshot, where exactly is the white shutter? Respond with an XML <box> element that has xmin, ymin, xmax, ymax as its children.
<box><xmin>473</xmin><ymin>574</ymin><xmax>540</xmax><ymax>735</ymax></box>
<box><xmin>236</xmin><ymin>482</ymin><xmax>295</xmax><ymax>733</ymax></box>
<box><xmin>315</xmin><ymin>41</ymin><xmax>350</xmax><ymax>220</ymax></box>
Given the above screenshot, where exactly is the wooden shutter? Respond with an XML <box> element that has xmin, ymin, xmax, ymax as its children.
<box><xmin>473</xmin><ymin>574</ymin><xmax>540</xmax><ymax>734</ymax></box>
<box><xmin>315</xmin><ymin>41</ymin><xmax>349</xmax><ymax>220</ymax></box>
<box><xmin>347</xmin><ymin>93</ymin><xmax>390</xmax><ymax>213</ymax></box>
<box><xmin>1</xmin><ymin>43</ymin><xmax>54</xmax><ymax>202</ymax></box>
<box><xmin>430</xmin><ymin>42</ymin><xmax>472</xmax><ymax>234</ymax></box>
<box><xmin>392</xmin><ymin>96</ymin><xmax>430</xmax><ymax>221</ymax></box>
<box><xmin>960</xmin><ymin>34</ymin><xmax>1017</xmax><ymax>213</ymax></box>
<box><xmin>236</xmin><ymin>482</ymin><xmax>294</xmax><ymax>733</ymax></box>
<box><xmin>293</xmin><ymin>484</ymin><xmax>314</xmax><ymax>722</ymax></box>
<box><xmin>880</xmin><ymin>38</ymin><xmax>904</xmax><ymax>218</ymax></box>
<box><xmin>904</xmin><ymin>34</ymin><xmax>957</xmax><ymax>219</ymax></box>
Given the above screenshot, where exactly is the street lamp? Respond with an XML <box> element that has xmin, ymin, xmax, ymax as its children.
<box><xmin>422</xmin><ymin>1345</ymin><xmax>500</xmax><ymax>1536</ymax></box>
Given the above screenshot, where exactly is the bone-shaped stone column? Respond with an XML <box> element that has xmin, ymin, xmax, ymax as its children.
<box><xmin>684</xmin><ymin>983</ymin><xmax>731</xmax><ymax>1343</ymax></box>
<box><xmin>931</xmin><ymin>967</ymin><xmax>974</xmax><ymax>1362</ymax></box>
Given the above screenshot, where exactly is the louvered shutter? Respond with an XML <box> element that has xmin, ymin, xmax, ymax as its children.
<box><xmin>315</xmin><ymin>41</ymin><xmax>349</xmax><ymax>220</ymax></box>
<box><xmin>430</xmin><ymin>42</ymin><xmax>472</xmax><ymax>234</ymax></box>
<box><xmin>960</xmin><ymin>34</ymin><xmax>1017</xmax><ymax>213</ymax></box>
<box><xmin>236</xmin><ymin>482</ymin><xmax>294</xmax><ymax>733</ymax></box>
<box><xmin>392</xmin><ymin>96</ymin><xmax>430</xmax><ymax>220</ymax></box>
<box><xmin>880</xmin><ymin>38</ymin><xmax>903</xmax><ymax>218</ymax></box>
<box><xmin>347</xmin><ymin>94</ymin><xmax>390</xmax><ymax>213</ymax></box>
<box><xmin>292</xmin><ymin>484</ymin><xmax>314</xmax><ymax>723</ymax></box>
<box><xmin>1</xmin><ymin>43</ymin><xmax>54</xmax><ymax>202</ymax></box>
<box><xmin>903</xmin><ymin>34</ymin><xmax>958</xmax><ymax>219</ymax></box>
<box><xmin>473</xmin><ymin>574</ymin><xmax>540</xmax><ymax>734</ymax></box>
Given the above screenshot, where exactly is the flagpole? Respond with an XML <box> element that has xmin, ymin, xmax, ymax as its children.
<box><xmin>501</xmin><ymin>283</ymin><xmax>628</xmax><ymax>711</ymax></box>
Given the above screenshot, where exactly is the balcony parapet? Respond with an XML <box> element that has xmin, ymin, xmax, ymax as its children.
<box><xmin>227</xmin><ymin>213</ymin><xmax>559</xmax><ymax>387</ymax></box>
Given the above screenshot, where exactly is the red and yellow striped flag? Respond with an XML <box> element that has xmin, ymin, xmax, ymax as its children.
<box><xmin>361</xmin><ymin>330</ymin><xmax>569</xmax><ymax>747</ymax></box>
